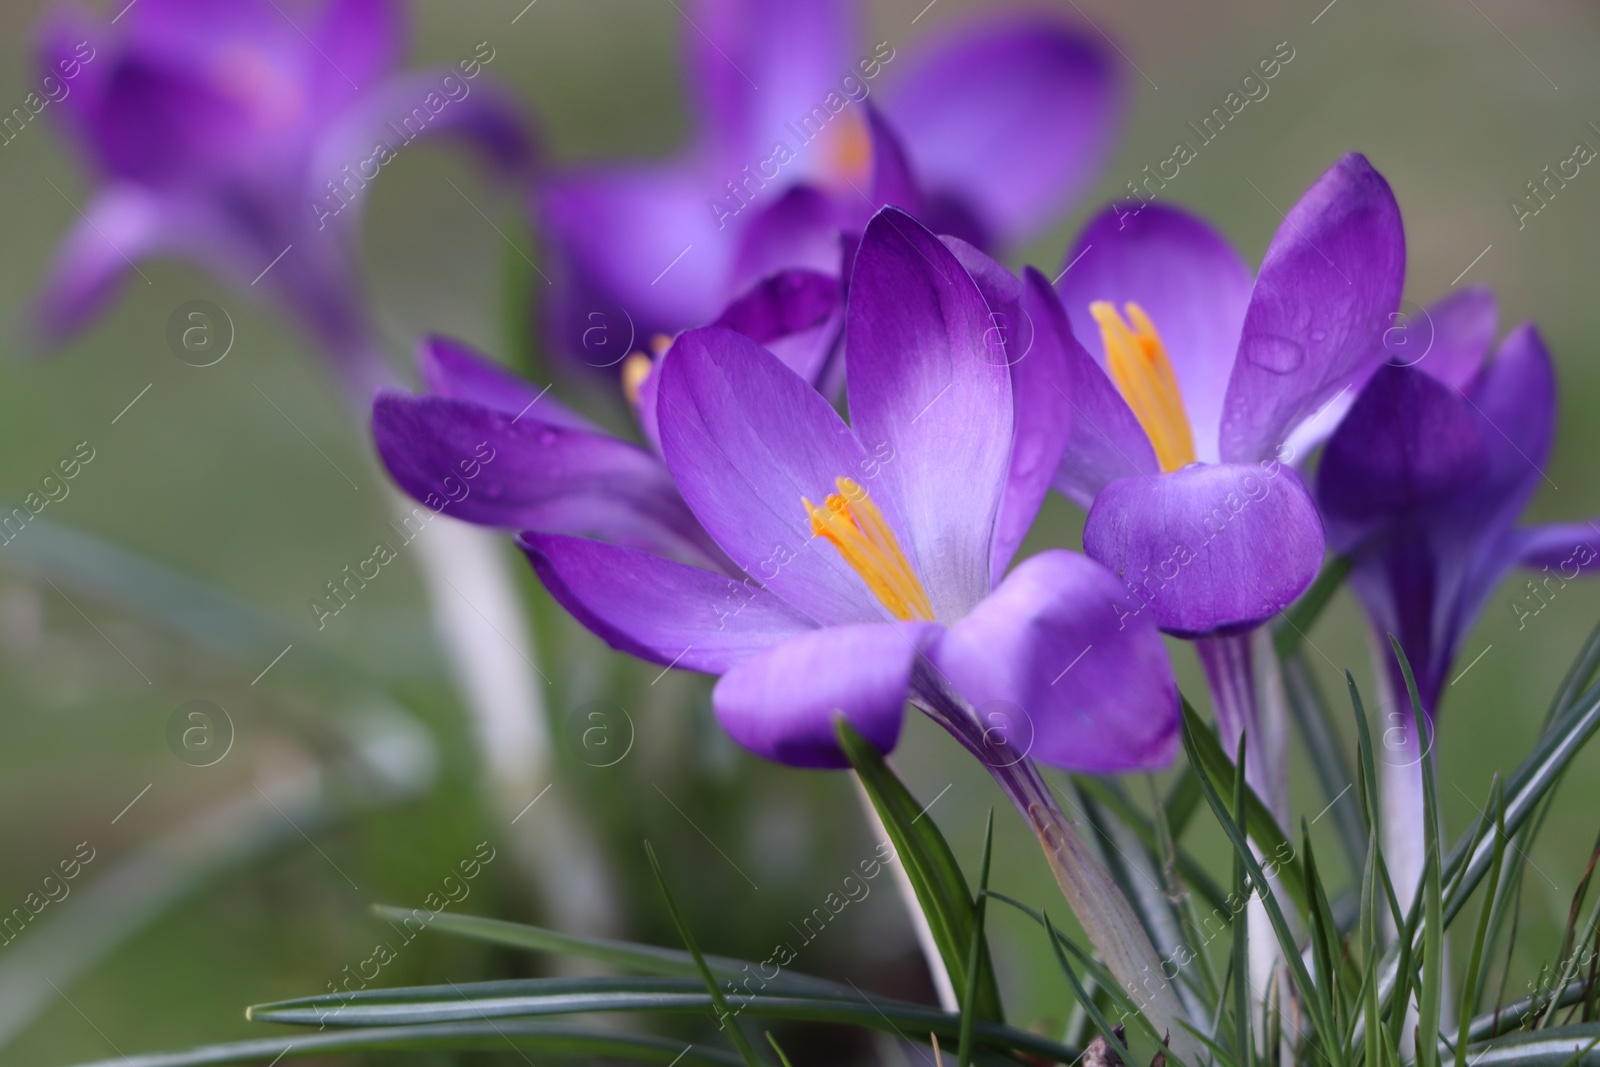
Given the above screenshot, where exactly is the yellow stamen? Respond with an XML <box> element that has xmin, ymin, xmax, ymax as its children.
<box><xmin>621</xmin><ymin>352</ymin><xmax>651</xmax><ymax>407</ymax></box>
<box><xmin>803</xmin><ymin>477</ymin><xmax>934</xmax><ymax>622</ymax></box>
<box><xmin>823</xmin><ymin>108</ymin><xmax>873</xmax><ymax>189</ymax></box>
<box><xmin>1090</xmin><ymin>300</ymin><xmax>1197</xmax><ymax>472</ymax></box>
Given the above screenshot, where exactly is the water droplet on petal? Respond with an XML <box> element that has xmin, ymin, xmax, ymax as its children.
<box><xmin>1309</xmin><ymin>329</ymin><xmax>1328</xmax><ymax>343</ymax></box>
<box><xmin>1242</xmin><ymin>333</ymin><xmax>1306</xmax><ymax>374</ymax></box>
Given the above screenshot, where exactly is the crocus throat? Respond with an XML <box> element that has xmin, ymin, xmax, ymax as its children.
<box><xmin>804</xmin><ymin>477</ymin><xmax>934</xmax><ymax>622</ymax></box>
<box><xmin>1090</xmin><ymin>301</ymin><xmax>1197</xmax><ymax>473</ymax></box>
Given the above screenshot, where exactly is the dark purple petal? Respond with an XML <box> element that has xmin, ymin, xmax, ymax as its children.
<box><xmin>865</xmin><ymin>102</ymin><xmax>923</xmax><ymax>220</ymax></box>
<box><xmin>88</xmin><ymin>54</ymin><xmax>256</xmax><ymax>185</ymax></box>
<box><xmin>1467</xmin><ymin>324</ymin><xmax>1556</xmax><ymax>515</ymax></box>
<box><xmin>1083</xmin><ymin>462</ymin><xmax>1325</xmax><ymax>637</ymax></box>
<box><xmin>1059</xmin><ymin>203</ymin><xmax>1251</xmax><ymax>463</ymax></box>
<box><xmin>1033</xmin><ymin>273</ymin><xmax>1158</xmax><ymax>508</ymax></box>
<box><xmin>714</xmin><ymin>622</ymin><xmax>933</xmax><ymax>768</ymax></box>
<box><xmin>1219</xmin><ymin>154</ymin><xmax>1406</xmax><ymax>462</ymax></box>
<box><xmin>374</xmin><ymin>392</ymin><xmax>722</xmax><ymax>566</ymax></box>
<box><xmin>730</xmin><ymin>185</ymin><xmax>843</xmax><ymax>292</ymax></box>
<box><xmin>847</xmin><ymin>208</ymin><xmax>1013</xmax><ymax>617</ymax></box>
<box><xmin>1317</xmin><ymin>363</ymin><xmax>1490</xmax><ymax>532</ymax></box>
<box><xmin>882</xmin><ymin>15</ymin><xmax>1119</xmax><ymax>244</ymax></box>
<box><xmin>657</xmin><ymin>326</ymin><xmax>887</xmax><ymax>625</ymax></box>
<box><xmin>712</xmin><ymin>268</ymin><xmax>842</xmax><ymax>384</ymax></box>
<box><xmin>34</xmin><ymin>187</ymin><xmax>167</xmax><ymax>346</ymax></box>
<box><xmin>521</xmin><ymin>532</ymin><xmax>814</xmax><ymax>673</ymax></box>
<box><xmin>1415</xmin><ymin>285</ymin><xmax>1497</xmax><ymax>390</ymax></box>
<box><xmin>35</xmin><ymin>5</ymin><xmax>113</xmax><ymax>144</ymax></box>
<box><xmin>1513</xmin><ymin>522</ymin><xmax>1600</xmax><ymax>572</ymax></box>
<box><xmin>416</xmin><ymin>336</ymin><xmax>594</xmax><ymax>431</ymax></box>
<box><xmin>927</xmin><ymin>550</ymin><xmax>1179</xmax><ymax>773</ymax></box>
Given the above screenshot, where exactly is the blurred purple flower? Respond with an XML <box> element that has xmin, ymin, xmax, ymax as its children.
<box><xmin>386</xmin><ymin>208</ymin><xmax>1178</xmax><ymax>773</ymax></box>
<box><xmin>34</xmin><ymin>0</ymin><xmax>533</xmax><ymax>400</ymax></box>
<box><xmin>1318</xmin><ymin>288</ymin><xmax>1600</xmax><ymax>726</ymax></box>
<box><xmin>1043</xmin><ymin>153</ymin><xmax>1405</xmax><ymax>813</ymax></box>
<box><xmin>539</xmin><ymin>0</ymin><xmax>1122</xmax><ymax>371</ymax></box>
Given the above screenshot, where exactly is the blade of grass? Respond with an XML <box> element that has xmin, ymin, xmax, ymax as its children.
<box><xmin>1455</xmin><ymin>777</ymin><xmax>1508</xmax><ymax>1067</ymax></box>
<box><xmin>1043</xmin><ymin>911</ymin><xmax>1140</xmax><ymax>1067</ymax></box>
<box><xmin>764</xmin><ymin>1033</ymin><xmax>794</xmax><ymax>1067</ymax></box>
<box><xmin>1274</xmin><ymin>554</ymin><xmax>1351</xmax><ymax>659</ymax></box>
<box><xmin>645</xmin><ymin>841</ymin><xmax>766</xmax><ymax>1067</ymax></box>
<box><xmin>1231</xmin><ymin>736</ymin><xmax>1254</xmax><ymax>1067</ymax></box>
<box><xmin>1285</xmin><ymin>653</ymin><xmax>1368</xmax><ymax>875</ymax></box>
<box><xmin>958</xmin><ymin>812</ymin><xmax>995</xmax><ymax>1067</ymax></box>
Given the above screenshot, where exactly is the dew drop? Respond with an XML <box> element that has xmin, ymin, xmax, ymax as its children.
<box><xmin>1242</xmin><ymin>333</ymin><xmax>1306</xmax><ymax>374</ymax></box>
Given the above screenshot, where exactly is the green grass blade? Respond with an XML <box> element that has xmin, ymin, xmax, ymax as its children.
<box><xmin>1274</xmin><ymin>553</ymin><xmax>1351</xmax><ymax>659</ymax></box>
<box><xmin>1285</xmin><ymin>653</ymin><xmax>1367</xmax><ymax>874</ymax></box>
<box><xmin>1456</xmin><ymin>777</ymin><xmax>1508</xmax><ymax>1067</ymax></box>
<box><xmin>1443</xmin><ymin>679</ymin><xmax>1600</xmax><ymax>925</ymax></box>
<box><xmin>366</xmin><ymin>906</ymin><xmax>842</xmax><ymax>994</ymax></box>
<box><xmin>51</xmin><ymin>1022</ymin><xmax>748</xmax><ymax>1067</ymax></box>
<box><xmin>1546</xmin><ymin>617</ymin><xmax>1600</xmax><ymax>730</ymax></box>
<box><xmin>645</xmin><ymin>842</ymin><xmax>766</xmax><ymax>1067</ymax></box>
<box><xmin>1164</xmin><ymin>764</ymin><xmax>1204</xmax><ymax>839</ymax></box>
<box><xmin>958</xmin><ymin>812</ymin><xmax>995</xmax><ymax>1067</ymax></box>
<box><xmin>837</xmin><ymin>720</ymin><xmax>1004</xmax><ymax>1022</ymax></box>
<box><xmin>1043</xmin><ymin>911</ymin><xmax>1140</xmax><ymax>1067</ymax></box>
<box><xmin>1180</xmin><ymin>699</ymin><xmax>1311</xmax><ymax>918</ymax></box>
<box><xmin>247</xmin><ymin>976</ymin><xmax>1075</xmax><ymax>1063</ymax></box>
<box><xmin>1458</xmin><ymin>1024</ymin><xmax>1600</xmax><ymax>1065</ymax></box>
<box><xmin>1181</xmin><ymin>711</ymin><xmax>1338</xmax><ymax>1052</ymax></box>
<box><xmin>1231</xmin><ymin>736</ymin><xmax>1254</xmax><ymax>1067</ymax></box>
<box><xmin>1074</xmin><ymin>774</ymin><xmax>1230</xmax><ymax>915</ymax></box>
<box><xmin>763</xmin><ymin>1032</ymin><xmax>794</xmax><ymax>1067</ymax></box>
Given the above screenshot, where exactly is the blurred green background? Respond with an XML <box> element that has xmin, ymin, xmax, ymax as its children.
<box><xmin>1</xmin><ymin>0</ymin><xmax>1599</xmax><ymax>1064</ymax></box>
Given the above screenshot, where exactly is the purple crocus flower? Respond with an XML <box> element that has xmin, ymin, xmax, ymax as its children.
<box><xmin>35</xmin><ymin>0</ymin><xmax>532</xmax><ymax>400</ymax></box>
<box><xmin>1316</xmin><ymin>288</ymin><xmax>1599</xmax><ymax>887</ymax></box>
<box><xmin>1046</xmin><ymin>153</ymin><xmax>1406</xmax><ymax>814</ymax></box>
<box><xmin>539</xmin><ymin>0</ymin><xmax>1121</xmax><ymax>370</ymax></box>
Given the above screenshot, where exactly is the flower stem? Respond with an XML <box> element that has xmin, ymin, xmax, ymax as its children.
<box><xmin>916</xmin><ymin>681</ymin><xmax>1203</xmax><ymax>1065</ymax></box>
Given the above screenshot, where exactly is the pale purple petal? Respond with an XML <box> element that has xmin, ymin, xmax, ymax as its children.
<box><xmin>730</xmin><ymin>185</ymin><xmax>843</xmax><ymax>293</ymax></box>
<box><xmin>1083</xmin><ymin>462</ymin><xmax>1325</xmax><ymax>637</ymax></box>
<box><xmin>847</xmin><ymin>208</ymin><xmax>1012</xmax><ymax>618</ymax></box>
<box><xmin>34</xmin><ymin>186</ymin><xmax>167</xmax><ymax>346</ymax></box>
<box><xmin>927</xmin><ymin>550</ymin><xmax>1179</xmax><ymax>773</ymax></box>
<box><xmin>1415</xmin><ymin>285</ymin><xmax>1497</xmax><ymax>390</ymax></box>
<box><xmin>1219</xmin><ymin>153</ymin><xmax>1405</xmax><ymax>463</ymax></box>
<box><xmin>417</xmin><ymin>336</ymin><xmax>595</xmax><ymax>431</ymax></box>
<box><xmin>657</xmin><ymin>326</ymin><xmax>887</xmax><ymax>625</ymax></box>
<box><xmin>521</xmin><ymin>532</ymin><xmax>814</xmax><ymax>673</ymax></box>
<box><xmin>311</xmin><ymin>0</ymin><xmax>404</xmax><ymax>100</ymax></box>
<box><xmin>882</xmin><ymin>15</ymin><xmax>1119</xmax><ymax>245</ymax></box>
<box><xmin>1035</xmin><ymin>273</ymin><xmax>1157</xmax><ymax>508</ymax></box>
<box><xmin>1513</xmin><ymin>522</ymin><xmax>1600</xmax><ymax>572</ymax></box>
<box><xmin>1059</xmin><ymin>203</ymin><xmax>1251</xmax><ymax>464</ymax></box>
<box><xmin>374</xmin><ymin>392</ymin><xmax>722</xmax><ymax>566</ymax></box>
<box><xmin>714</xmin><ymin>622</ymin><xmax>934</xmax><ymax>768</ymax></box>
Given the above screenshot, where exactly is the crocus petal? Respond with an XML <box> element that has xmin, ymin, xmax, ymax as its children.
<box><xmin>882</xmin><ymin>15</ymin><xmax>1119</xmax><ymax>245</ymax></box>
<box><xmin>730</xmin><ymin>185</ymin><xmax>843</xmax><ymax>293</ymax></box>
<box><xmin>1468</xmin><ymin>324</ymin><xmax>1556</xmax><ymax>509</ymax></box>
<box><xmin>937</xmin><ymin>249</ymin><xmax>1072</xmax><ymax>579</ymax></box>
<box><xmin>687</xmin><ymin>0</ymin><xmax>856</xmax><ymax>175</ymax></box>
<box><xmin>308</xmin><ymin>67</ymin><xmax>535</xmax><ymax>218</ymax></box>
<box><xmin>847</xmin><ymin>208</ymin><xmax>1013</xmax><ymax>618</ymax></box>
<box><xmin>34</xmin><ymin>186</ymin><xmax>167</xmax><ymax>346</ymax></box>
<box><xmin>374</xmin><ymin>393</ymin><xmax>721</xmax><ymax>566</ymax></box>
<box><xmin>88</xmin><ymin>54</ymin><xmax>255</xmax><ymax>185</ymax></box>
<box><xmin>1316</xmin><ymin>363</ymin><xmax>1490</xmax><ymax>531</ymax></box>
<box><xmin>36</xmin><ymin>5</ymin><xmax>113</xmax><ymax>143</ymax></box>
<box><xmin>714</xmin><ymin>622</ymin><xmax>934</xmax><ymax>768</ymax></box>
<box><xmin>416</xmin><ymin>336</ymin><xmax>595</xmax><ymax>431</ymax></box>
<box><xmin>1083</xmin><ymin>462</ymin><xmax>1326</xmax><ymax>637</ymax></box>
<box><xmin>312</xmin><ymin>0</ymin><xmax>404</xmax><ymax>101</ymax></box>
<box><xmin>1512</xmin><ymin>522</ymin><xmax>1600</xmax><ymax>572</ymax></box>
<box><xmin>1059</xmin><ymin>203</ymin><xmax>1252</xmax><ymax>464</ymax></box>
<box><xmin>657</xmin><ymin>326</ymin><xmax>887</xmax><ymax>626</ymax></box>
<box><xmin>712</xmin><ymin>268</ymin><xmax>842</xmax><ymax>385</ymax></box>
<box><xmin>927</xmin><ymin>550</ymin><xmax>1179</xmax><ymax>773</ymax></box>
<box><xmin>864</xmin><ymin>103</ymin><xmax>923</xmax><ymax>221</ymax></box>
<box><xmin>542</xmin><ymin>162</ymin><xmax>732</xmax><ymax>363</ymax></box>
<box><xmin>1219</xmin><ymin>153</ymin><xmax>1405</xmax><ymax>463</ymax></box>
<box><xmin>1035</xmin><ymin>276</ymin><xmax>1157</xmax><ymax>508</ymax></box>
<box><xmin>1416</xmin><ymin>285</ymin><xmax>1497</xmax><ymax>390</ymax></box>
<box><xmin>521</xmin><ymin>532</ymin><xmax>815</xmax><ymax>673</ymax></box>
